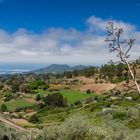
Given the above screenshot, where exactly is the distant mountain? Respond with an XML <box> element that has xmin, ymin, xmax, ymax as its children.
<box><xmin>33</xmin><ymin>64</ymin><xmax>88</xmax><ymax>73</ymax></box>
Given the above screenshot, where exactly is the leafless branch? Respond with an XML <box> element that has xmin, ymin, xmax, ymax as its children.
<box><xmin>105</xmin><ymin>21</ymin><xmax>140</xmax><ymax>94</ymax></box>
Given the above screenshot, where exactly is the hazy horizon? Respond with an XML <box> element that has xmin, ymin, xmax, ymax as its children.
<box><xmin>0</xmin><ymin>62</ymin><xmax>101</xmax><ymax>71</ymax></box>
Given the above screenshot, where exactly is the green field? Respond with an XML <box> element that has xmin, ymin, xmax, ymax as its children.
<box><xmin>0</xmin><ymin>90</ymin><xmax>94</xmax><ymax>111</ymax></box>
<box><xmin>2</xmin><ymin>99</ymin><xmax>34</xmax><ymax>111</ymax></box>
<box><xmin>37</xmin><ymin>89</ymin><xmax>94</xmax><ymax>104</ymax></box>
<box><xmin>60</xmin><ymin>90</ymin><xmax>94</xmax><ymax>104</ymax></box>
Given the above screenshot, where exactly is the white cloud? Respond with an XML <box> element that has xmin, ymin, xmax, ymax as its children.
<box><xmin>87</xmin><ymin>16</ymin><xmax>136</xmax><ymax>36</ymax></box>
<box><xmin>0</xmin><ymin>16</ymin><xmax>140</xmax><ymax>65</ymax></box>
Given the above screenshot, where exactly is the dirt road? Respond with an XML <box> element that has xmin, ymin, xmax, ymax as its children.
<box><xmin>0</xmin><ymin>113</ymin><xmax>29</xmax><ymax>132</ymax></box>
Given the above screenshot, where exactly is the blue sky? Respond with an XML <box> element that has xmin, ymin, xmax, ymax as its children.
<box><xmin>0</xmin><ymin>0</ymin><xmax>140</xmax><ymax>32</ymax></box>
<box><xmin>0</xmin><ymin>0</ymin><xmax>140</xmax><ymax>69</ymax></box>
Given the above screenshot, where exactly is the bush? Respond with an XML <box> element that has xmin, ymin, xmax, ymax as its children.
<box><xmin>3</xmin><ymin>92</ymin><xmax>13</xmax><ymax>101</ymax></box>
<box><xmin>39</xmin><ymin>85</ymin><xmax>49</xmax><ymax>90</ymax></box>
<box><xmin>0</xmin><ymin>83</ymin><xmax>4</xmax><ymax>90</ymax></box>
<box><xmin>127</xmin><ymin>118</ymin><xmax>140</xmax><ymax>129</ymax></box>
<box><xmin>29</xmin><ymin>90</ymin><xmax>37</xmax><ymax>94</ymax></box>
<box><xmin>86</xmin><ymin>89</ymin><xmax>91</xmax><ymax>94</ymax></box>
<box><xmin>15</xmin><ymin>106</ymin><xmax>34</xmax><ymax>112</ymax></box>
<box><xmin>20</xmin><ymin>84</ymin><xmax>30</xmax><ymax>93</ymax></box>
<box><xmin>41</xmin><ymin>114</ymin><xmax>91</xmax><ymax>140</ymax></box>
<box><xmin>74</xmin><ymin>100</ymin><xmax>82</xmax><ymax>106</ymax></box>
<box><xmin>0</xmin><ymin>123</ymin><xmax>38</xmax><ymax>139</ymax></box>
<box><xmin>43</xmin><ymin>93</ymin><xmax>67</xmax><ymax>107</ymax></box>
<box><xmin>35</xmin><ymin>94</ymin><xmax>41</xmax><ymax>101</ymax></box>
<box><xmin>115</xmin><ymin>90</ymin><xmax>121</xmax><ymax>96</ymax></box>
<box><xmin>113</xmin><ymin>111</ymin><xmax>128</xmax><ymax>120</ymax></box>
<box><xmin>29</xmin><ymin>114</ymin><xmax>39</xmax><ymax>123</ymax></box>
<box><xmin>124</xmin><ymin>92</ymin><xmax>140</xmax><ymax>101</ymax></box>
<box><xmin>48</xmin><ymin>89</ymin><xmax>60</xmax><ymax>92</ymax></box>
<box><xmin>29</xmin><ymin>80</ymin><xmax>47</xmax><ymax>90</ymax></box>
<box><xmin>38</xmin><ymin>113</ymin><xmax>140</xmax><ymax>140</ymax></box>
<box><xmin>0</xmin><ymin>104</ymin><xmax>8</xmax><ymax>112</ymax></box>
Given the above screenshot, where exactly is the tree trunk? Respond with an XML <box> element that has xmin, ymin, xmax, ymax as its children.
<box><xmin>125</xmin><ymin>58</ymin><xmax>140</xmax><ymax>94</ymax></box>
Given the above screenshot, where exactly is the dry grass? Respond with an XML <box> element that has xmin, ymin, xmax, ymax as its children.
<box><xmin>49</xmin><ymin>84</ymin><xmax>71</xmax><ymax>90</ymax></box>
<box><xmin>80</xmin><ymin>83</ymin><xmax>116</xmax><ymax>93</ymax></box>
<box><xmin>11</xmin><ymin>118</ymin><xmax>31</xmax><ymax>127</ymax></box>
<box><xmin>76</xmin><ymin>76</ymin><xmax>95</xmax><ymax>84</ymax></box>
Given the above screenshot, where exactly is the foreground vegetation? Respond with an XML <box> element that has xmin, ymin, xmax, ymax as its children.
<box><xmin>0</xmin><ymin>62</ymin><xmax>140</xmax><ymax>139</ymax></box>
<box><xmin>1</xmin><ymin>99</ymin><xmax>140</xmax><ymax>140</ymax></box>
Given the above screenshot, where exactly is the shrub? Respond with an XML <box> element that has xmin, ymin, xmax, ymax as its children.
<box><xmin>29</xmin><ymin>90</ymin><xmax>37</xmax><ymax>94</ymax></box>
<box><xmin>113</xmin><ymin>111</ymin><xmax>128</xmax><ymax>120</ymax></box>
<box><xmin>3</xmin><ymin>92</ymin><xmax>13</xmax><ymax>101</ymax></box>
<box><xmin>48</xmin><ymin>89</ymin><xmax>60</xmax><ymax>92</ymax></box>
<box><xmin>35</xmin><ymin>94</ymin><xmax>41</xmax><ymax>101</ymax></box>
<box><xmin>0</xmin><ymin>123</ymin><xmax>34</xmax><ymax>139</ymax></box>
<box><xmin>0</xmin><ymin>104</ymin><xmax>8</xmax><ymax>112</ymax></box>
<box><xmin>39</xmin><ymin>85</ymin><xmax>49</xmax><ymax>90</ymax></box>
<box><xmin>29</xmin><ymin>80</ymin><xmax>47</xmax><ymax>90</ymax></box>
<box><xmin>124</xmin><ymin>92</ymin><xmax>140</xmax><ymax>101</ymax></box>
<box><xmin>43</xmin><ymin>93</ymin><xmax>67</xmax><ymax>107</ymax></box>
<box><xmin>29</xmin><ymin>114</ymin><xmax>39</xmax><ymax>123</ymax></box>
<box><xmin>41</xmin><ymin>114</ymin><xmax>91</xmax><ymax>140</ymax></box>
<box><xmin>115</xmin><ymin>90</ymin><xmax>121</xmax><ymax>96</ymax></box>
<box><xmin>74</xmin><ymin>100</ymin><xmax>82</xmax><ymax>106</ymax></box>
<box><xmin>0</xmin><ymin>83</ymin><xmax>4</xmax><ymax>90</ymax></box>
<box><xmin>127</xmin><ymin>118</ymin><xmax>140</xmax><ymax>129</ymax></box>
<box><xmin>39</xmin><ymin>113</ymin><xmax>140</xmax><ymax>140</ymax></box>
<box><xmin>86</xmin><ymin>89</ymin><xmax>91</xmax><ymax>94</ymax></box>
<box><xmin>15</xmin><ymin>106</ymin><xmax>34</xmax><ymax>112</ymax></box>
<box><xmin>20</xmin><ymin>84</ymin><xmax>30</xmax><ymax>93</ymax></box>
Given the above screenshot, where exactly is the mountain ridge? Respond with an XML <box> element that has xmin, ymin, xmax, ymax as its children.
<box><xmin>33</xmin><ymin>64</ymin><xmax>89</xmax><ymax>73</ymax></box>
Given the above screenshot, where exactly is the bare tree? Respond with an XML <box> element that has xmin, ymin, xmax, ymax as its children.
<box><xmin>105</xmin><ymin>21</ymin><xmax>140</xmax><ymax>94</ymax></box>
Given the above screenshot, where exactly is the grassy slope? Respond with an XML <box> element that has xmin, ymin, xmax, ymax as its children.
<box><xmin>60</xmin><ymin>90</ymin><xmax>94</xmax><ymax>104</ymax></box>
<box><xmin>0</xmin><ymin>99</ymin><xmax>34</xmax><ymax>111</ymax></box>
<box><xmin>29</xmin><ymin>99</ymin><xmax>140</xmax><ymax>128</ymax></box>
<box><xmin>0</xmin><ymin>89</ymin><xmax>94</xmax><ymax>112</ymax></box>
<box><xmin>37</xmin><ymin>89</ymin><xmax>94</xmax><ymax>104</ymax></box>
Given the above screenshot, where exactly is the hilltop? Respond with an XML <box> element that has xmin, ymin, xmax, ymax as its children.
<box><xmin>33</xmin><ymin>64</ymin><xmax>88</xmax><ymax>73</ymax></box>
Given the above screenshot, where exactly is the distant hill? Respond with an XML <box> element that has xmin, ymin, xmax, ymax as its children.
<box><xmin>33</xmin><ymin>64</ymin><xmax>88</xmax><ymax>73</ymax></box>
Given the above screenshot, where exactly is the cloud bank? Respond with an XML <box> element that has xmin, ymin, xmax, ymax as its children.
<box><xmin>0</xmin><ymin>16</ymin><xmax>140</xmax><ymax>65</ymax></box>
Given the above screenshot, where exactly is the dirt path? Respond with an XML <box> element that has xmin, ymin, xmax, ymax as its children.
<box><xmin>0</xmin><ymin>113</ymin><xmax>30</xmax><ymax>132</ymax></box>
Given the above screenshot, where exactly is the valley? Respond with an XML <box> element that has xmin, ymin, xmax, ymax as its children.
<box><xmin>0</xmin><ymin>63</ymin><xmax>140</xmax><ymax>139</ymax></box>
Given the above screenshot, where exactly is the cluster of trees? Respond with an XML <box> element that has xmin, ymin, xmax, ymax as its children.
<box><xmin>0</xmin><ymin>60</ymin><xmax>139</xmax><ymax>99</ymax></box>
<box><xmin>62</xmin><ymin>67</ymin><xmax>98</xmax><ymax>78</ymax></box>
<box><xmin>100</xmin><ymin>63</ymin><xmax>129</xmax><ymax>83</ymax></box>
<box><xmin>36</xmin><ymin>92</ymin><xmax>67</xmax><ymax>107</ymax></box>
<box><xmin>0</xmin><ymin>74</ymin><xmax>50</xmax><ymax>104</ymax></box>
<box><xmin>62</xmin><ymin>62</ymin><xmax>140</xmax><ymax>84</ymax></box>
<box><xmin>61</xmin><ymin>64</ymin><xmax>131</xmax><ymax>83</ymax></box>
<box><xmin>0</xmin><ymin>73</ymin><xmax>49</xmax><ymax>94</ymax></box>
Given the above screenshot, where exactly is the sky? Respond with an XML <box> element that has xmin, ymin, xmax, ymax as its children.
<box><xmin>0</xmin><ymin>0</ymin><xmax>140</xmax><ymax>69</ymax></box>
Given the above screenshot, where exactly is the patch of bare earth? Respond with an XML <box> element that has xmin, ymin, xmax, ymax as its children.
<box><xmin>76</xmin><ymin>76</ymin><xmax>95</xmax><ymax>84</ymax></box>
<box><xmin>23</xmin><ymin>98</ymin><xmax>38</xmax><ymax>104</ymax></box>
<box><xmin>115</xmin><ymin>80</ymin><xmax>139</xmax><ymax>92</ymax></box>
<box><xmin>11</xmin><ymin>118</ymin><xmax>31</xmax><ymax>126</ymax></box>
<box><xmin>0</xmin><ymin>115</ymin><xmax>29</xmax><ymax>132</ymax></box>
<box><xmin>80</xmin><ymin>83</ymin><xmax>116</xmax><ymax>93</ymax></box>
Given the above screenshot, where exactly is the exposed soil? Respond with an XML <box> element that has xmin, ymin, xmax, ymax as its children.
<box><xmin>0</xmin><ymin>114</ymin><xmax>29</xmax><ymax>132</ymax></box>
<box><xmin>80</xmin><ymin>83</ymin><xmax>116</xmax><ymax>93</ymax></box>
